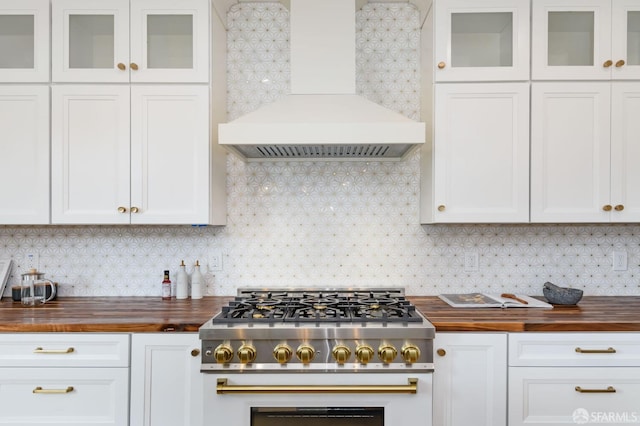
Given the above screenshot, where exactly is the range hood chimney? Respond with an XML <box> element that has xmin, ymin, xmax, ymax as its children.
<box><xmin>218</xmin><ymin>0</ymin><xmax>426</xmax><ymax>160</ymax></box>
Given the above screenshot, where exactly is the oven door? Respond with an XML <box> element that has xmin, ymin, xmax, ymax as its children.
<box><xmin>204</xmin><ymin>373</ymin><xmax>432</xmax><ymax>426</ymax></box>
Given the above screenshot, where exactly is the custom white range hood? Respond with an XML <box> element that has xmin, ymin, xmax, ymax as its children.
<box><xmin>218</xmin><ymin>0</ymin><xmax>426</xmax><ymax>160</ymax></box>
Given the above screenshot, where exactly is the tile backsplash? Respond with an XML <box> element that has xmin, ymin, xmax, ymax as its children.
<box><xmin>1</xmin><ymin>3</ymin><xmax>638</xmax><ymax>297</ymax></box>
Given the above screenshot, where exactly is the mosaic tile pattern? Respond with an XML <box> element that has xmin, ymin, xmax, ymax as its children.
<box><xmin>1</xmin><ymin>3</ymin><xmax>639</xmax><ymax>298</ymax></box>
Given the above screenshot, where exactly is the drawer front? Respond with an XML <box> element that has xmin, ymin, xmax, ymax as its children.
<box><xmin>509</xmin><ymin>333</ymin><xmax>640</xmax><ymax>367</ymax></box>
<box><xmin>0</xmin><ymin>367</ymin><xmax>129</xmax><ymax>425</ymax></box>
<box><xmin>0</xmin><ymin>334</ymin><xmax>129</xmax><ymax>367</ymax></box>
<box><xmin>509</xmin><ymin>367</ymin><xmax>640</xmax><ymax>426</ymax></box>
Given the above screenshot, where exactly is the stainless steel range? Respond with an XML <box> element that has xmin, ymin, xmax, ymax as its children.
<box><xmin>199</xmin><ymin>288</ymin><xmax>435</xmax><ymax>426</ymax></box>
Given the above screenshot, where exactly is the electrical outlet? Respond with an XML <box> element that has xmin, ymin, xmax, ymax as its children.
<box><xmin>210</xmin><ymin>250</ymin><xmax>223</xmax><ymax>272</ymax></box>
<box><xmin>612</xmin><ymin>251</ymin><xmax>628</xmax><ymax>271</ymax></box>
<box><xmin>463</xmin><ymin>252</ymin><xmax>479</xmax><ymax>272</ymax></box>
<box><xmin>24</xmin><ymin>252</ymin><xmax>39</xmax><ymax>271</ymax></box>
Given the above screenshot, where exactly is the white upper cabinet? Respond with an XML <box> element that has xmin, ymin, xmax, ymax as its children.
<box><xmin>434</xmin><ymin>0</ymin><xmax>530</xmax><ymax>81</ymax></box>
<box><xmin>532</xmin><ymin>0</ymin><xmax>640</xmax><ymax>80</ymax></box>
<box><xmin>52</xmin><ymin>84</ymin><xmax>212</xmax><ymax>225</ymax></box>
<box><xmin>51</xmin><ymin>0</ymin><xmax>209</xmax><ymax>83</ymax></box>
<box><xmin>531</xmin><ymin>82</ymin><xmax>640</xmax><ymax>222</ymax></box>
<box><xmin>0</xmin><ymin>86</ymin><xmax>50</xmax><ymax>224</ymax></box>
<box><xmin>421</xmin><ymin>83</ymin><xmax>530</xmax><ymax>223</ymax></box>
<box><xmin>0</xmin><ymin>0</ymin><xmax>49</xmax><ymax>82</ymax></box>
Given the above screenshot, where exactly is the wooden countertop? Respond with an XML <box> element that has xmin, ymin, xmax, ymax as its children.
<box><xmin>0</xmin><ymin>296</ymin><xmax>639</xmax><ymax>333</ymax></box>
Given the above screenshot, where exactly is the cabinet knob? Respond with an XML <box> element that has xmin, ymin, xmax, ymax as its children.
<box><xmin>437</xmin><ymin>205</ymin><xmax>446</xmax><ymax>212</ymax></box>
<box><xmin>117</xmin><ymin>63</ymin><xmax>126</xmax><ymax>71</ymax></box>
<box><xmin>615</xmin><ymin>59</ymin><xmax>625</xmax><ymax>68</ymax></box>
<box><xmin>436</xmin><ymin>348</ymin><xmax>446</xmax><ymax>357</ymax></box>
<box><xmin>614</xmin><ymin>204</ymin><xmax>624</xmax><ymax>211</ymax></box>
<box><xmin>130</xmin><ymin>63</ymin><xmax>139</xmax><ymax>71</ymax></box>
<box><xmin>131</xmin><ymin>206</ymin><xmax>140</xmax><ymax>213</ymax></box>
<box><xmin>437</xmin><ymin>61</ymin><xmax>446</xmax><ymax>69</ymax></box>
<box><xmin>602</xmin><ymin>204</ymin><xmax>612</xmax><ymax>212</ymax></box>
<box><xmin>191</xmin><ymin>348</ymin><xmax>200</xmax><ymax>357</ymax></box>
<box><xmin>603</xmin><ymin>60</ymin><xmax>613</xmax><ymax>68</ymax></box>
<box><xmin>117</xmin><ymin>206</ymin><xmax>127</xmax><ymax>213</ymax></box>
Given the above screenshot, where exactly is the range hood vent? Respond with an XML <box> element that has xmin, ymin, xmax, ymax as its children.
<box><xmin>218</xmin><ymin>0</ymin><xmax>425</xmax><ymax>161</ymax></box>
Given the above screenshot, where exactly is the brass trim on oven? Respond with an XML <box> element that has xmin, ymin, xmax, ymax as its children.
<box><xmin>216</xmin><ymin>378</ymin><xmax>418</xmax><ymax>394</ymax></box>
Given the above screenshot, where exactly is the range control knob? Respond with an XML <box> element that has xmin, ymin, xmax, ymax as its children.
<box><xmin>378</xmin><ymin>344</ymin><xmax>398</xmax><ymax>364</ymax></box>
<box><xmin>296</xmin><ymin>344</ymin><xmax>315</xmax><ymax>364</ymax></box>
<box><xmin>237</xmin><ymin>344</ymin><xmax>257</xmax><ymax>364</ymax></box>
<box><xmin>355</xmin><ymin>345</ymin><xmax>375</xmax><ymax>364</ymax></box>
<box><xmin>213</xmin><ymin>344</ymin><xmax>234</xmax><ymax>364</ymax></box>
<box><xmin>332</xmin><ymin>345</ymin><xmax>351</xmax><ymax>364</ymax></box>
<box><xmin>273</xmin><ymin>344</ymin><xmax>293</xmax><ymax>364</ymax></box>
<box><xmin>401</xmin><ymin>344</ymin><xmax>421</xmax><ymax>364</ymax></box>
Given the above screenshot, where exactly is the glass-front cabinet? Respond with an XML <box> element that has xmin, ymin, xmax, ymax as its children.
<box><xmin>433</xmin><ymin>0</ymin><xmax>530</xmax><ymax>81</ymax></box>
<box><xmin>0</xmin><ymin>0</ymin><xmax>49</xmax><ymax>82</ymax></box>
<box><xmin>51</xmin><ymin>0</ymin><xmax>209</xmax><ymax>83</ymax></box>
<box><xmin>532</xmin><ymin>0</ymin><xmax>640</xmax><ymax>80</ymax></box>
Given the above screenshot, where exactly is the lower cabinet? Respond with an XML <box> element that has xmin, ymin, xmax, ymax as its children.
<box><xmin>433</xmin><ymin>332</ymin><xmax>508</xmax><ymax>426</ymax></box>
<box><xmin>130</xmin><ymin>333</ymin><xmax>203</xmax><ymax>426</ymax></box>
<box><xmin>508</xmin><ymin>332</ymin><xmax>640</xmax><ymax>426</ymax></box>
<box><xmin>0</xmin><ymin>333</ymin><xmax>130</xmax><ymax>426</ymax></box>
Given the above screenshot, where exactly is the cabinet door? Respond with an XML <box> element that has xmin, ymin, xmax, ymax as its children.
<box><xmin>130</xmin><ymin>0</ymin><xmax>209</xmax><ymax>83</ymax></box>
<box><xmin>130</xmin><ymin>85</ymin><xmax>210</xmax><ymax>224</ymax></box>
<box><xmin>130</xmin><ymin>333</ymin><xmax>203</xmax><ymax>426</ymax></box>
<box><xmin>0</xmin><ymin>86</ymin><xmax>49</xmax><ymax>224</ymax></box>
<box><xmin>610</xmin><ymin>82</ymin><xmax>640</xmax><ymax>221</ymax></box>
<box><xmin>0</xmin><ymin>0</ymin><xmax>49</xmax><ymax>82</ymax></box>
<box><xmin>52</xmin><ymin>0</ymin><xmax>130</xmax><ymax>83</ymax></box>
<box><xmin>611</xmin><ymin>0</ymin><xmax>640</xmax><ymax>80</ymax></box>
<box><xmin>434</xmin><ymin>333</ymin><xmax>507</xmax><ymax>426</ymax></box>
<box><xmin>531</xmin><ymin>82</ymin><xmax>611</xmax><ymax>222</ymax></box>
<box><xmin>532</xmin><ymin>0</ymin><xmax>612</xmax><ymax>80</ymax></box>
<box><xmin>509</xmin><ymin>367</ymin><xmax>640</xmax><ymax>426</ymax></box>
<box><xmin>0</xmin><ymin>367</ymin><xmax>129</xmax><ymax>426</ymax></box>
<box><xmin>51</xmin><ymin>85</ymin><xmax>131</xmax><ymax>224</ymax></box>
<box><xmin>434</xmin><ymin>0</ymin><xmax>530</xmax><ymax>81</ymax></box>
<box><xmin>426</xmin><ymin>83</ymin><xmax>529</xmax><ymax>223</ymax></box>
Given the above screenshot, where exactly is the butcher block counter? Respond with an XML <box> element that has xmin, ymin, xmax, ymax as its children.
<box><xmin>1</xmin><ymin>296</ymin><xmax>640</xmax><ymax>332</ymax></box>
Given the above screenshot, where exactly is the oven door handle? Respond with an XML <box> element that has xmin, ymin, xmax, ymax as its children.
<box><xmin>216</xmin><ymin>378</ymin><xmax>418</xmax><ymax>394</ymax></box>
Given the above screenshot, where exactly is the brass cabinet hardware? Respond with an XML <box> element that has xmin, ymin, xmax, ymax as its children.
<box><xmin>437</xmin><ymin>205</ymin><xmax>446</xmax><ymax>212</ymax></box>
<box><xmin>130</xmin><ymin>206</ymin><xmax>140</xmax><ymax>213</ymax></box>
<box><xmin>614</xmin><ymin>204</ymin><xmax>624</xmax><ymax>211</ymax></box>
<box><xmin>615</xmin><ymin>59</ymin><xmax>625</xmax><ymax>67</ymax></box>
<box><xmin>436</xmin><ymin>348</ymin><xmax>446</xmax><ymax>357</ymax></box>
<box><xmin>191</xmin><ymin>349</ymin><xmax>200</xmax><ymax>357</ymax></box>
<box><xmin>575</xmin><ymin>386</ymin><xmax>616</xmax><ymax>393</ymax></box>
<box><xmin>216</xmin><ymin>378</ymin><xmax>418</xmax><ymax>394</ymax></box>
<box><xmin>33</xmin><ymin>386</ymin><xmax>74</xmax><ymax>394</ymax></box>
<box><xmin>34</xmin><ymin>347</ymin><xmax>75</xmax><ymax>354</ymax></box>
<box><xmin>602</xmin><ymin>204</ymin><xmax>612</xmax><ymax>211</ymax></box>
<box><xmin>117</xmin><ymin>206</ymin><xmax>127</xmax><ymax>213</ymax></box>
<box><xmin>130</xmin><ymin>63</ymin><xmax>139</xmax><ymax>70</ymax></box>
<box><xmin>117</xmin><ymin>63</ymin><xmax>126</xmax><ymax>70</ymax></box>
<box><xmin>575</xmin><ymin>347</ymin><xmax>616</xmax><ymax>354</ymax></box>
<box><xmin>437</xmin><ymin>61</ymin><xmax>446</xmax><ymax>69</ymax></box>
<box><xmin>603</xmin><ymin>59</ymin><xmax>613</xmax><ymax>67</ymax></box>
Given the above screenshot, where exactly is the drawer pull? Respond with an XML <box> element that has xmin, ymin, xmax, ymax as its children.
<box><xmin>33</xmin><ymin>386</ymin><xmax>74</xmax><ymax>394</ymax></box>
<box><xmin>34</xmin><ymin>347</ymin><xmax>75</xmax><ymax>354</ymax></box>
<box><xmin>575</xmin><ymin>386</ymin><xmax>616</xmax><ymax>393</ymax></box>
<box><xmin>575</xmin><ymin>347</ymin><xmax>616</xmax><ymax>354</ymax></box>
